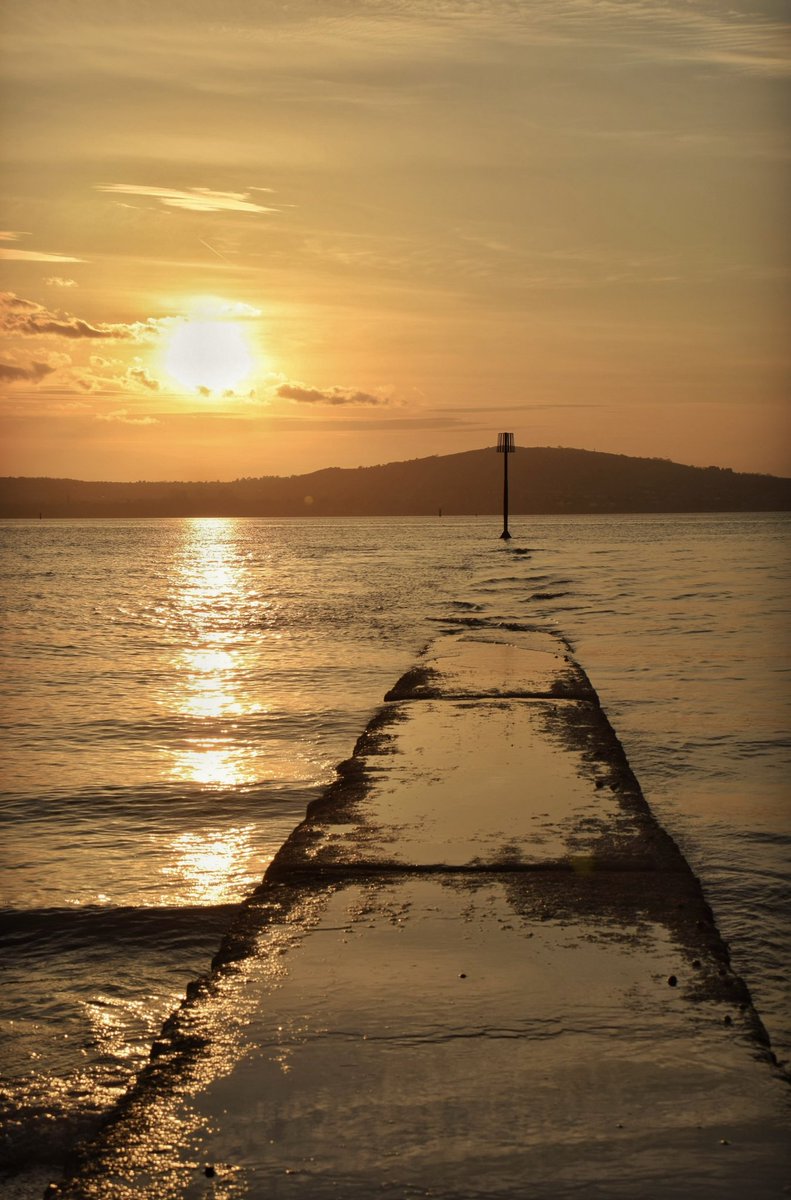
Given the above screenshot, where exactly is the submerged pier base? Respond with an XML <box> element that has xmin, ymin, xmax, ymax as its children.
<box><xmin>62</xmin><ymin>633</ymin><xmax>789</xmax><ymax>1198</ymax></box>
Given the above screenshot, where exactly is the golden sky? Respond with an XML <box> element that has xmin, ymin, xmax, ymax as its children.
<box><xmin>1</xmin><ymin>0</ymin><xmax>788</xmax><ymax>480</ymax></box>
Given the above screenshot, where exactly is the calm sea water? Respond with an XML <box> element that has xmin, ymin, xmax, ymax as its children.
<box><xmin>1</xmin><ymin>514</ymin><xmax>789</xmax><ymax>1193</ymax></box>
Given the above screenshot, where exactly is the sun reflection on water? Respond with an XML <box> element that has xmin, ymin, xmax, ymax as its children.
<box><xmin>167</xmin><ymin>519</ymin><xmax>263</xmax><ymax>783</ymax></box>
<box><xmin>174</xmin><ymin>518</ymin><xmax>258</xmax><ymax>631</ymax></box>
<box><xmin>157</xmin><ymin>520</ymin><xmax>272</xmax><ymax>898</ymax></box>
<box><xmin>178</xmin><ymin>647</ymin><xmax>256</xmax><ymax>720</ymax></box>
<box><xmin>172</xmin><ymin>740</ymin><xmax>260</xmax><ymax>788</ymax></box>
<box><xmin>162</xmin><ymin>825</ymin><xmax>264</xmax><ymax>905</ymax></box>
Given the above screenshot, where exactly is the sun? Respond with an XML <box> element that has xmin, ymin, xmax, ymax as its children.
<box><xmin>164</xmin><ymin>316</ymin><xmax>254</xmax><ymax>394</ymax></box>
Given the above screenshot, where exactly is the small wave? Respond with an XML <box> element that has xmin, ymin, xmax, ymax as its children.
<box><xmin>26</xmin><ymin>708</ymin><xmax>333</xmax><ymax>745</ymax></box>
<box><xmin>476</xmin><ymin>576</ymin><xmax>526</xmax><ymax>585</ymax></box>
<box><xmin>0</xmin><ymin>904</ymin><xmax>239</xmax><ymax>961</ymax></box>
<box><xmin>0</xmin><ymin>782</ymin><xmax>322</xmax><ymax>825</ymax></box>
<box><xmin>428</xmin><ymin>615</ymin><xmax>489</xmax><ymax>628</ymax></box>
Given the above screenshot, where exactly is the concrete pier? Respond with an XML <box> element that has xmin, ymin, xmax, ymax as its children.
<box><xmin>61</xmin><ymin>632</ymin><xmax>789</xmax><ymax>1199</ymax></box>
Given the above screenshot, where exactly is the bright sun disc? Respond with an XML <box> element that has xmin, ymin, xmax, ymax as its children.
<box><xmin>165</xmin><ymin>320</ymin><xmax>253</xmax><ymax>393</ymax></box>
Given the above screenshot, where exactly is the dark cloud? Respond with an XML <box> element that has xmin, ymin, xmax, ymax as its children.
<box><xmin>25</xmin><ymin>317</ymin><xmax>128</xmax><ymax>339</ymax></box>
<box><xmin>0</xmin><ymin>360</ymin><xmax>55</xmax><ymax>383</ymax></box>
<box><xmin>277</xmin><ymin>382</ymin><xmax>389</xmax><ymax>406</ymax></box>
<box><xmin>0</xmin><ymin>292</ymin><xmax>147</xmax><ymax>340</ymax></box>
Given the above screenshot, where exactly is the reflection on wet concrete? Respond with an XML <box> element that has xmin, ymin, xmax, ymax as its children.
<box><xmin>273</xmin><ymin>697</ymin><xmax>672</xmax><ymax>873</ymax></box>
<box><xmin>60</xmin><ymin>632</ymin><xmax>790</xmax><ymax>1199</ymax></box>
<box><xmin>384</xmin><ymin>635</ymin><xmax>593</xmax><ymax>702</ymax></box>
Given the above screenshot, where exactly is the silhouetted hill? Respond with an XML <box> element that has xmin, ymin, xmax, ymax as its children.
<box><xmin>1</xmin><ymin>448</ymin><xmax>789</xmax><ymax>517</ymax></box>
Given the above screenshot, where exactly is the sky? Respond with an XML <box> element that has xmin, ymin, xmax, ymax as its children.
<box><xmin>1</xmin><ymin>0</ymin><xmax>788</xmax><ymax>481</ymax></box>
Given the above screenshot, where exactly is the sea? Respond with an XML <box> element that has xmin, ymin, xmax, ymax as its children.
<box><xmin>1</xmin><ymin>513</ymin><xmax>789</xmax><ymax>1196</ymax></box>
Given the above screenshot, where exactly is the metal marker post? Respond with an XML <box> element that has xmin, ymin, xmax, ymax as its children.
<box><xmin>496</xmin><ymin>432</ymin><xmax>515</xmax><ymax>539</ymax></box>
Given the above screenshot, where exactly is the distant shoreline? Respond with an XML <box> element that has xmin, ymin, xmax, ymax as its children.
<box><xmin>3</xmin><ymin>510</ymin><xmax>791</xmax><ymax>520</ymax></box>
<box><xmin>2</xmin><ymin>446</ymin><xmax>790</xmax><ymax>517</ymax></box>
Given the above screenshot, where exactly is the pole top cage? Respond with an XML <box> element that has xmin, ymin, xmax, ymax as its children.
<box><xmin>497</xmin><ymin>432</ymin><xmax>515</xmax><ymax>453</ymax></box>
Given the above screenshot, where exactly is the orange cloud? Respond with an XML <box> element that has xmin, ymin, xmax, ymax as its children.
<box><xmin>127</xmin><ymin>366</ymin><xmax>160</xmax><ymax>391</ymax></box>
<box><xmin>277</xmin><ymin>381</ymin><xmax>390</xmax><ymax>406</ymax></box>
<box><xmin>96</xmin><ymin>184</ymin><xmax>277</xmax><ymax>214</ymax></box>
<box><xmin>96</xmin><ymin>409</ymin><xmax>159</xmax><ymax>426</ymax></box>
<box><xmin>0</xmin><ymin>249</ymin><xmax>85</xmax><ymax>263</ymax></box>
<box><xmin>0</xmin><ymin>293</ymin><xmax>156</xmax><ymax>341</ymax></box>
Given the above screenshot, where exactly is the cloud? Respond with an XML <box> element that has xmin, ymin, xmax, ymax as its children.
<box><xmin>187</xmin><ymin>297</ymin><xmax>262</xmax><ymax>318</ymax></box>
<box><xmin>223</xmin><ymin>388</ymin><xmax>257</xmax><ymax>400</ymax></box>
<box><xmin>1</xmin><ymin>294</ymin><xmax>40</xmax><ymax>311</ymax></box>
<box><xmin>0</xmin><ymin>292</ymin><xmax>156</xmax><ymax>341</ymax></box>
<box><xmin>96</xmin><ymin>184</ymin><xmax>277</xmax><ymax>214</ymax></box>
<box><xmin>216</xmin><ymin>299</ymin><xmax>262</xmax><ymax>317</ymax></box>
<box><xmin>97</xmin><ymin>409</ymin><xmax>159</xmax><ymax>426</ymax></box>
<box><xmin>0</xmin><ymin>360</ymin><xmax>55</xmax><ymax>383</ymax></box>
<box><xmin>0</xmin><ymin>249</ymin><xmax>85</xmax><ymax>263</ymax></box>
<box><xmin>60</xmin><ymin>356</ymin><xmax>164</xmax><ymax>397</ymax></box>
<box><xmin>127</xmin><ymin>366</ymin><xmax>160</xmax><ymax>391</ymax></box>
<box><xmin>45</xmin><ymin>277</ymin><xmax>78</xmax><ymax>288</ymax></box>
<box><xmin>277</xmin><ymin>382</ymin><xmax>390</xmax><ymax>406</ymax></box>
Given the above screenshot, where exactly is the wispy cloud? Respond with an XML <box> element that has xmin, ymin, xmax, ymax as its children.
<box><xmin>0</xmin><ymin>229</ymin><xmax>84</xmax><ymax>262</ymax></box>
<box><xmin>277</xmin><ymin>381</ymin><xmax>391</xmax><ymax>407</ymax></box>
<box><xmin>96</xmin><ymin>184</ymin><xmax>277</xmax><ymax>214</ymax></box>
<box><xmin>45</xmin><ymin>277</ymin><xmax>78</xmax><ymax>288</ymax></box>
<box><xmin>96</xmin><ymin>408</ymin><xmax>159</xmax><ymax>426</ymax></box>
<box><xmin>0</xmin><ymin>248</ymin><xmax>85</xmax><ymax>263</ymax></box>
<box><xmin>414</xmin><ymin>0</ymin><xmax>791</xmax><ymax>77</ymax></box>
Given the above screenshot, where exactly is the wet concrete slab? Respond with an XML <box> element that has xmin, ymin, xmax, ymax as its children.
<box><xmin>384</xmin><ymin>633</ymin><xmax>592</xmax><ymax>702</ymax></box>
<box><xmin>58</xmin><ymin>635</ymin><xmax>790</xmax><ymax>1199</ymax></box>
<box><xmin>272</xmin><ymin>698</ymin><xmax>676</xmax><ymax>873</ymax></box>
<box><xmin>62</xmin><ymin>876</ymin><xmax>789</xmax><ymax>1199</ymax></box>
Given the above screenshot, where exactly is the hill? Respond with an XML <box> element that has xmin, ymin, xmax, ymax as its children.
<box><xmin>1</xmin><ymin>448</ymin><xmax>789</xmax><ymax>518</ymax></box>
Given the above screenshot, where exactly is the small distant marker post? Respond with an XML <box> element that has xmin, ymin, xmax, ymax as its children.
<box><xmin>496</xmin><ymin>432</ymin><xmax>515</xmax><ymax>539</ymax></box>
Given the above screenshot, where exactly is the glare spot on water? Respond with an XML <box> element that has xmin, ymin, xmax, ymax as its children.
<box><xmin>170</xmin><ymin>740</ymin><xmax>260</xmax><ymax>788</ymax></box>
<box><xmin>161</xmin><ymin>825</ymin><xmax>265</xmax><ymax>905</ymax></box>
<box><xmin>176</xmin><ymin>647</ymin><xmax>260</xmax><ymax>719</ymax></box>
